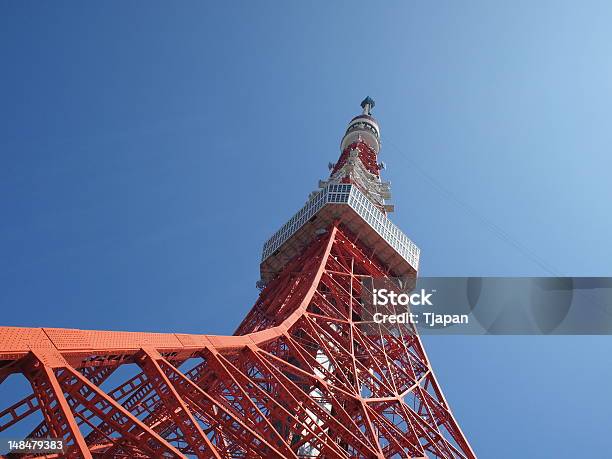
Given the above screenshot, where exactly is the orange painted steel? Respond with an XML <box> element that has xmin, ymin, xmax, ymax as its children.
<box><xmin>0</xmin><ymin>225</ymin><xmax>475</xmax><ymax>458</ymax></box>
<box><xmin>0</xmin><ymin>99</ymin><xmax>475</xmax><ymax>458</ymax></box>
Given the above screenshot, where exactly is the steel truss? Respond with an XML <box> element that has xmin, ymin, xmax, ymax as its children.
<box><xmin>0</xmin><ymin>225</ymin><xmax>475</xmax><ymax>458</ymax></box>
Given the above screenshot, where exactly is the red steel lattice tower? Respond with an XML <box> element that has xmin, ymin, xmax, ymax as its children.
<box><xmin>0</xmin><ymin>98</ymin><xmax>476</xmax><ymax>458</ymax></box>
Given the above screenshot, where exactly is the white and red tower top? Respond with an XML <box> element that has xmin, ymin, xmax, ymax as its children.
<box><xmin>334</xmin><ymin>96</ymin><xmax>381</xmax><ymax>176</ymax></box>
<box><xmin>323</xmin><ymin>97</ymin><xmax>393</xmax><ymax>214</ymax></box>
<box><xmin>260</xmin><ymin>98</ymin><xmax>419</xmax><ymax>284</ymax></box>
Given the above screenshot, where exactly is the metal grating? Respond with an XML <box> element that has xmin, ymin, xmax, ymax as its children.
<box><xmin>261</xmin><ymin>184</ymin><xmax>420</xmax><ymax>270</ymax></box>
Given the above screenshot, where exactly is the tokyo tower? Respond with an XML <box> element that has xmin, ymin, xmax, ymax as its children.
<box><xmin>0</xmin><ymin>98</ymin><xmax>476</xmax><ymax>458</ymax></box>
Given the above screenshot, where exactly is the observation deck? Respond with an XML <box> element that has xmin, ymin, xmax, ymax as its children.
<box><xmin>260</xmin><ymin>183</ymin><xmax>420</xmax><ymax>282</ymax></box>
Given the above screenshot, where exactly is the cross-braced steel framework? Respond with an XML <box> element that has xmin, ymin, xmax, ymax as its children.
<box><xmin>0</xmin><ymin>98</ymin><xmax>475</xmax><ymax>458</ymax></box>
<box><xmin>0</xmin><ymin>225</ymin><xmax>474</xmax><ymax>458</ymax></box>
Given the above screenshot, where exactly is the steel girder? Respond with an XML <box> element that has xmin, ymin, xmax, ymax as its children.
<box><xmin>0</xmin><ymin>225</ymin><xmax>475</xmax><ymax>458</ymax></box>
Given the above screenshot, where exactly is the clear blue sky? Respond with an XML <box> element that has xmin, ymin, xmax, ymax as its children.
<box><xmin>1</xmin><ymin>2</ymin><xmax>612</xmax><ymax>457</ymax></box>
